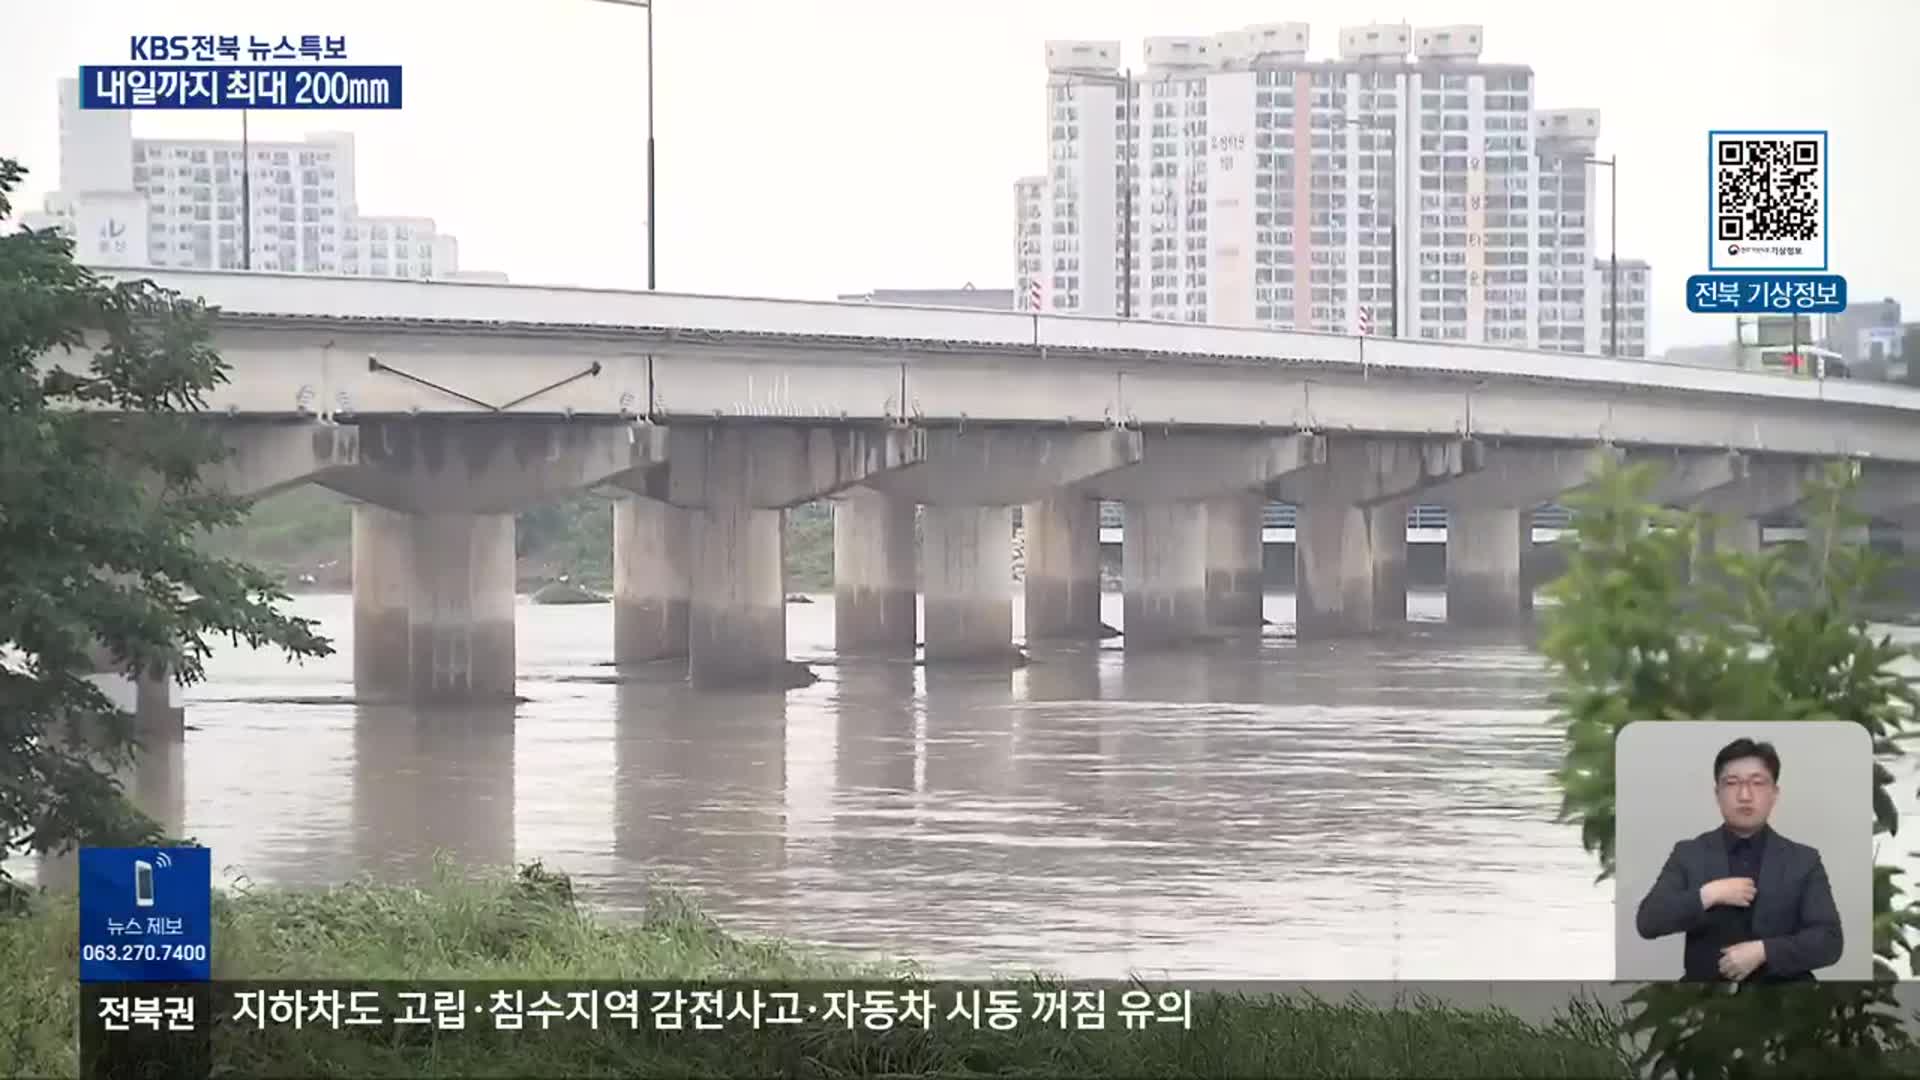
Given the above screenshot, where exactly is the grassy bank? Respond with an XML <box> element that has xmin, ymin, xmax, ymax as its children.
<box><xmin>0</xmin><ymin>860</ymin><xmax>1634</xmax><ymax>1079</ymax></box>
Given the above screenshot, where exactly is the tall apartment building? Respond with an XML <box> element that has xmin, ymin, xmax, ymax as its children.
<box><xmin>1595</xmin><ymin>257</ymin><xmax>1651</xmax><ymax>358</ymax></box>
<box><xmin>1014</xmin><ymin>175</ymin><xmax>1046</xmax><ymax>309</ymax></box>
<box><xmin>23</xmin><ymin>78</ymin><xmax>473</xmax><ymax>280</ymax></box>
<box><xmin>1017</xmin><ymin>23</ymin><xmax>1649</xmax><ymax>356</ymax></box>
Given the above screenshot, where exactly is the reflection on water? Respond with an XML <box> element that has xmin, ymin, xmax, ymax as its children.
<box><xmin>352</xmin><ymin>705</ymin><xmax>518</xmax><ymax>882</ymax></box>
<box><xmin>18</xmin><ymin>591</ymin><xmax>1920</xmax><ymax>980</ymax></box>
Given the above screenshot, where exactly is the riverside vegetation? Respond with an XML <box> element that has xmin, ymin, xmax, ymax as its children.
<box><xmin>1543</xmin><ymin>460</ymin><xmax>1920</xmax><ymax>1077</ymax></box>
<box><xmin>201</xmin><ymin>489</ymin><xmax>841</xmax><ymax>597</ymax></box>
<box><xmin>1</xmin><ymin>859</ymin><xmax>1640</xmax><ymax>1078</ymax></box>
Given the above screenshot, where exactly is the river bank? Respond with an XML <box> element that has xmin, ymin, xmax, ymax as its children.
<box><xmin>0</xmin><ymin>860</ymin><xmax>1633</xmax><ymax>1079</ymax></box>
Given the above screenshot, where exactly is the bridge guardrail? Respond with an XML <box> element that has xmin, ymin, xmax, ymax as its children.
<box><xmin>1093</xmin><ymin>502</ymin><xmax>1575</xmax><ymax>531</ymax></box>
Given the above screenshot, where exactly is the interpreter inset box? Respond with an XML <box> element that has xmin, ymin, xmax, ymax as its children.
<box><xmin>1615</xmin><ymin>721</ymin><xmax>1871</xmax><ymax>982</ymax></box>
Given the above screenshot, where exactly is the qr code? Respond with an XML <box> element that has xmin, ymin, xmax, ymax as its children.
<box><xmin>1714</xmin><ymin>136</ymin><xmax>1822</xmax><ymax>243</ymax></box>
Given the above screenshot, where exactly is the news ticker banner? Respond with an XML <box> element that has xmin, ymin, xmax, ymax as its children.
<box><xmin>78</xmin><ymin>980</ymin><xmax>1920</xmax><ymax>1077</ymax></box>
<box><xmin>79</xmin><ymin>979</ymin><xmax>1920</xmax><ymax>1038</ymax></box>
<box><xmin>79</xmin><ymin>981</ymin><xmax>1196</xmax><ymax>1079</ymax></box>
<box><xmin>82</xmin><ymin>34</ymin><xmax>399</xmax><ymax>109</ymax></box>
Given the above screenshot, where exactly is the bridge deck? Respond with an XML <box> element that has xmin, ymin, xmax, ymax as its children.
<box><xmin>75</xmin><ymin>268</ymin><xmax>1920</xmax><ymax>465</ymax></box>
<box><xmin>121</xmin><ymin>267</ymin><xmax>1920</xmax><ymax>414</ymax></box>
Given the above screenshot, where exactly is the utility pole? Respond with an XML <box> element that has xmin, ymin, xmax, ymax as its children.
<box><xmin>589</xmin><ymin>0</ymin><xmax>657</xmax><ymax>289</ymax></box>
<box><xmin>240</xmin><ymin>109</ymin><xmax>251</xmax><ymax>270</ymax></box>
<box><xmin>1610</xmin><ymin>154</ymin><xmax>1618</xmax><ymax>358</ymax></box>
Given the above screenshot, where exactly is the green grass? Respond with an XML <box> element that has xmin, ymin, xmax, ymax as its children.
<box><xmin>0</xmin><ymin>858</ymin><xmax>1636</xmax><ymax>1079</ymax></box>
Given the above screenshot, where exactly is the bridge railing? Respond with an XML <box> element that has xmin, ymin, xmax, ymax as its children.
<box><xmin>1093</xmin><ymin>502</ymin><xmax>1574</xmax><ymax>530</ymax></box>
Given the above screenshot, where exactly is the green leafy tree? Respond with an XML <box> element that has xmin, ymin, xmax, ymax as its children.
<box><xmin>0</xmin><ymin>158</ymin><xmax>330</xmax><ymax>903</ymax></box>
<box><xmin>1543</xmin><ymin>458</ymin><xmax>1920</xmax><ymax>1076</ymax></box>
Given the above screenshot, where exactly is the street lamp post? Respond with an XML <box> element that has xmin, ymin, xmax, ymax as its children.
<box><xmin>1344</xmin><ymin>115</ymin><xmax>1397</xmax><ymax>338</ymax></box>
<box><xmin>1068</xmin><ymin>68</ymin><xmax>1135</xmax><ymax>318</ymax></box>
<box><xmin>590</xmin><ymin>0</ymin><xmax>657</xmax><ymax>290</ymax></box>
<box><xmin>1581</xmin><ymin>154</ymin><xmax>1619</xmax><ymax>357</ymax></box>
<box><xmin>240</xmin><ymin>109</ymin><xmax>251</xmax><ymax>270</ymax></box>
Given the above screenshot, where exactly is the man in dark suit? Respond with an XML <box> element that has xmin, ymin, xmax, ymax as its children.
<box><xmin>1635</xmin><ymin>736</ymin><xmax>1843</xmax><ymax>982</ymax></box>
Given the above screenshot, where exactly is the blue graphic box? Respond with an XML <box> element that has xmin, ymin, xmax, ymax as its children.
<box><xmin>78</xmin><ymin>847</ymin><xmax>212</xmax><ymax>982</ymax></box>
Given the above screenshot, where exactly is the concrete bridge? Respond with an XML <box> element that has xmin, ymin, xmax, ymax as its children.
<box><xmin>69</xmin><ymin>268</ymin><xmax>1920</xmax><ymax>708</ymax></box>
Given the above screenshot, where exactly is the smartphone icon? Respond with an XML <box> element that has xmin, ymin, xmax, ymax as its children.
<box><xmin>134</xmin><ymin>860</ymin><xmax>155</xmax><ymax>908</ymax></box>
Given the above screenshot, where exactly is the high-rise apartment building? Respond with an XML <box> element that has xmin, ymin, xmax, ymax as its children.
<box><xmin>1014</xmin><ymin>175</ymin><xmax>1046</xmax><ymax>310</ymax></box>
<box><xmin>1595</xmin><ymin>257</ymin><xmax>1651</xmax><ymax>358</ymax></box>
<box><xmin>23</xmin><ymin>78</ymin><xmax>477</xmax><ymax>280</ymax></box>
<box><xmin>1017</xmin><ymin>23</ymin><xmax>1649</xmax><ymax>355</ymax></box>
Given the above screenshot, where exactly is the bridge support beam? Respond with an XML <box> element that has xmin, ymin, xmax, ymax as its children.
<box><xmin>1023</xmin><ymin>495</ymin><xmax>1103</xmax><ymax>641</ymax></box>
<box><xmin>1123</xmin><ymin>502</ymin><xmax>1212</xmax><ymax>648</ymax></box>
<box><xmin>687</xmin><ymin>503</ymin><xmax>794</xmax><ymax>688</ymax></box>
<box><xmin>351</xmin><ymin>505</ymin><xmax>517</xmax><ymax>703</ymax></box>
<box><xmin>613</xmin><ymin>496</ymin><xmax>692</xmax><ymax>663</ymax></box>
<box><xmin>833</xmin><ymin>488</ymin><xmax>917</xmax><ymax>656</ymax></box>
<box><xmin>1446</xmin><ymin>506</ymin><xmax>1527</xmax><ymax>626</ymax></box>
<box><xmin>923</xmin><ymin>505</ymin><xmax>1018</xmax><ymax>664</ymax></box>
<box><xmin>1205</xmin><ymin>494</ymin><xmax>1266</xmax><ymax>628</ymax></box>
<box><xmin>206</xmin><ymin>420</ymin><xmax>361</xmax><ymax>498</ymax></box>
<box><xmin>1279</xmin><ymin>438</ymin><xmax>1478</xmax><ymax>637</ymax></box>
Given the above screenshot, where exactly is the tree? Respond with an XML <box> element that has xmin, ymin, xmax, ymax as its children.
<box><xmin>1543</xmin><ymin>459</ymin><xmax>1920</xmax><ymax>1076</ymax></box>
<box><xmin>0</xmin><ymin>158</ymin><xmax>331</xmax><ymax>904</ymax></box>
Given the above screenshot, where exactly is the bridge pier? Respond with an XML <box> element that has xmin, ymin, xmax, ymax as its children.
<box><xmin>1430</xmin><ymin>446</ymin><xmax>1618</xmax><ymax>627</ymax></box>
<box><xmin>1122</xmin><ymin>502</ymin><xmax>1211</xmax><ymax>648</ymax></box>
<box><xmin>1281</xmin><ymin>438</ymin><xmax>1476</xmax><ymax>637</ymax></box>
<box><xmin>351</xmin><ymin>505</ymin><xmax>517</xmax><ymax>703</ymax></box>
<box><xmin>1084</xmin><ymin>433</ymin><xmax>1319</xmax><ymax>643</ymax></box>
<box><xmin>1446</xmin><ymin>507</ymin><xmax>1527</xmax><ymax>626</ymax></box>
<box><xmin>613</xmin><ymin>496</ymin><xmax>692</xmax><ymax>663</ymax></box>
<box><xmin>859</xmin><ymin>426</ymin><xmax>1138</xmax><ymax>658</ymax></box>
<box><xmin>1296</xmin><ymin>500</ymin><xmax>1411</xmax><ymax>633</ymax></box>
<box><xmin>665</xmin><ymin>423</ymin><xmax>927</xmax><ymax>687</ymax></box>
<box><xmin>832</xmin><ymin>488</ymin><xmax>917</xmax><ymax>656</ymax></box>
<box><xmin>688</xmin><ymin>502</ymin><xmax>794</xmax><ymax>688</ymax></box>
<box><xmin>922</xmin><ymin>505</ymin><xmax>1017</xmax><ymax>664</ymax></box>
<box><xmin>1205</xmin><ymin>493</ymin><xmax>1266</xmax><ymax>628</ymax></box>
<box><xmin>84</xmin><ymin>643</ymin><xmax>185</xmax><ymax>738</ymax></box>
<box><xmin>1023</xmin><ymin>495</ymin><xmax>1103</xmax><ymax>641</ymax></box>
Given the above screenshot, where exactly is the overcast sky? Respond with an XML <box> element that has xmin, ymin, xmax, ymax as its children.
<box><xmin>3</xmin><ymin>0</ymin><xmax>1915</xmax><ymax>349</ymax></box>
